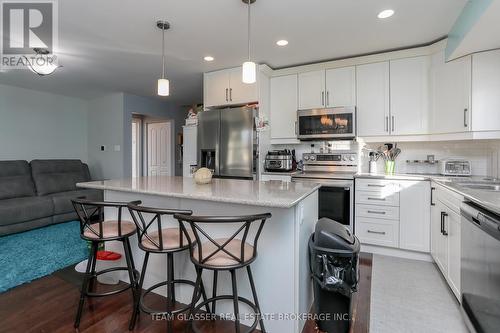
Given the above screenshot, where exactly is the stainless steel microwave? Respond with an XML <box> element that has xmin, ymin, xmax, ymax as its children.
<box><xmin>297</xmin><ymin>107</ymin><xmax>356</xmax><ymax>140</ymax></box>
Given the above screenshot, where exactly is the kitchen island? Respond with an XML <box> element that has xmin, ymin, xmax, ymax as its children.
<box><xmin>77</xmin><ymin>176</ymin><xmax>319</xmax><ymax>333</ymax></box>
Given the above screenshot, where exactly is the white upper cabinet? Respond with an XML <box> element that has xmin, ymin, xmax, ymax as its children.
<box><xmin>298</xmin><ymin>70</ymin><xmax>325</xmax><ymax>109</ymax></box>
<box><xmin>298</xmin><ymin>68</ymin><xmax>356</xmax><ymax>110</ymax></box>
<box><xmin>204</xmin><ymin>70</ymin><xmax>230</xmax><ymax>108</ymax></box>
<box><xmin>356</xmin><ymin>62</ymin><xmax>390</xmax><ymax>136</ymax></box>
<box><xmin>325</xmin><ymin>67</ymin><xmax>356</xmax><ymax>107</ymax></box>
<box><xmin>204</xmin><ymin>67</ymin><xmax>258</xmax><ymax>108</ymax></box>
<box><xmin>270</xmin><ymin>74</ymin><xmax>299</xmax><ymax>142</ymax></box>
<box><xmin>228</xmin><ymin>67</ymin><xmax>258</xmax><ymax>105</ymax></box>
<box><xmin>472</xmin><ymin>50</ymin><xmax>500</xmax><ymax>132</ymax></box>
<box><xmin>390</xmin><ymin>56</ymin><xmax>431</xmax><ymax>135</ymax></box>
<box><xmin>430</xmin><ymin>51</ymin><xmax>471</xmax><ymax>134</ymax></box>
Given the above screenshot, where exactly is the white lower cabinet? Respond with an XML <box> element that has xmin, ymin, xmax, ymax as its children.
<box><xmin>430</xmin><ymin>182</ymin><xmax>462</xmax><ymax>300</ymax></box>
<box><xmin>355</xmin><ymin>178</ymin><xmax>431</xmax><ymax>252</ymax></box>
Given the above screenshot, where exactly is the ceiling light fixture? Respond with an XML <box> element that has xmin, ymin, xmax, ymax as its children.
<box><xmin>24</xmin><ymin>48</ymin><xmax>61</xmax><ymax>76</ymax></box>
<box><xmin>204</xmin><ymin>56</ymin><xmax>214</xmax><ymax>62</ymax></box>
<box><xmin>157</xmin><ymin>20</ymin><xmax>170</xmax><ymax>96</ymax></box>
<box><xmin>276</xmin><ymin>40</ymin><xmax>288</xmax><ymax>46</ymax></box>
<box><xmin>242</xmin><ymin>0</ymin><xmax>256</xmax><ymax>84</ymax></box>
<box><xmin>377</xmin><ymin>9</ymin><xmax>395</xmax><ymax>19</ymax></box>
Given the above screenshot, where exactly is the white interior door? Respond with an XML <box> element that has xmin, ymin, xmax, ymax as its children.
<box><xmin>147</xmin><ymin>122</ymin><xmax>171</xmax><ymax>176</ymax></box>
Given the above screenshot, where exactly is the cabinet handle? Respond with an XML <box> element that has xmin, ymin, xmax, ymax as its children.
<box><xmin>368</xmin><ymin>184</ymin><xmax>386</xmax><ymax>188</ymax></box>
<box><xmin>391</xmin><ymin>116</ymin><xmax>395</xmax><ymax>132</ymax></box>
<box><xmin>385</xmin><ymin>116</ymin><xmax>389</xmax><ymax>132</ymax></box>
<box><xmin>367</xmin><ymin>197</ymin><xmax>386</xmax><ymax>201</ymax></box>
<box><xmin>442</xmin><ymin>212</ymin><xmax>449</xmax><ymax>236</ymax></box>
<box><xmin>294</xmin><ymin>121</ymin><xmax>298</xmax><ymax>135</ymax></box>
<box><xmin>321</xmin><ymin>91</ymin><xmax>325</xmax><ymax>106</ymax></box>
<box><xmin>326</xmin><ymin>91</ymin><xmax>330</xmax><ymax>106</ymax></box>
<box><xmin>230</xmin><ymin>88</ymin><xmax>233</xmax><ymax>101</ymax></box>
<box><xmin>367</xmin><ymin>230</ymin><xmax>386</xmax><ymax>235</ymax></box>
<box><xmin>225</xmin><ymin>88</ymin><xmax>228</xmax><ymax>102</ymax></box>
<box><xmin>431</xmin><ymin>187</ymin><xmax>436</xmax><ymax>206</ymax></box>
<box><xmin>367</xmin><ymin>210</ymin><xmax>386</xmax><ymax>215</ymax></box>
<box><xmin>464</xmin><ymin>108</ymin><xmax>468</xmax><ymax>128</ymax></box>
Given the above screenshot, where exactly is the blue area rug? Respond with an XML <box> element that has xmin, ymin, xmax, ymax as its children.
<box><xmin>0</xmin><ymin>221</ymin><xmax>88</xmax><ymax>293</ymax></box>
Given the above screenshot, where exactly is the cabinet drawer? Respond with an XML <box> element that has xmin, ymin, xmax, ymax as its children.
<box><xmin>434</xmin><ymin>183</ymin><xmax>463</xmax><ymax>214</ymax></box>
<box><xmin>355</xmin><ymin>190</ymin><xmax>399</xmax><ymax>206</ymax></box>
<box><xmin>356</xmin><ymin>217</ymin><xmax>399</xmax><ymax>248</ymax></box>
<box><xmin>356</xmin><ymin>178</ymin><xmax>400</xmax><ymax>192</ymax></box>
<box><xmin>261</xmin><ymin>174</ymin><xmax>292</xmax><ymax>182</ymax></box>
<box><xmin>355</xmin><ymin>204</ymin><xmax>399</xmax><ymax>220</ymax></box>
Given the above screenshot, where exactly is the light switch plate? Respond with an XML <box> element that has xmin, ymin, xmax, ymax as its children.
<box><xmin>100</xmin><ymin>145</ymin><xmax>106</xmax><ymax>151</ymax></box>
<box><xmin>114</xmin><ymin>145</ymin><xmax>121</xmax><ymax>152</ymax></box>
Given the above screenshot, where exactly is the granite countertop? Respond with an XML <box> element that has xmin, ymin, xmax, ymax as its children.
<box><xmin>77</xmin><ymin>176</ymin><xmax>320</xmax><ymax>209</ymax></box>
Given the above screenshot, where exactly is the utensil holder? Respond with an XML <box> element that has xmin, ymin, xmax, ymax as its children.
<box><xmin>385</xmin><ymin>161</ymin><xmax>395</xmax><ymax>175</ymax></box>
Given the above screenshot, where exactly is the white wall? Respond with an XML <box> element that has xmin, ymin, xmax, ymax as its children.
<box><xmin>0</xmin><ymin>84</ymin><xmax>88</xmax><ymax>161</ymax></box>
<box><xmin>87</xmin><ymin>93</ymin><xmax>125</xmax><ymax>180</ymax></box>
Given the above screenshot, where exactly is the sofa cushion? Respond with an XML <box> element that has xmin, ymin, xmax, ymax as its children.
<box><xmin>30</xmin><ymin>160</ymin><xmax>91</xmax><ymax>196</ymax></box>
<box><xmin>0</xmin><ymin>196</ymin><xmax>54</xmax><ymax>226</ymax></box>
<box><xmin>0</xmin><ymin>161</ymin><xmax>36</xmax><ymax>200</ymax></box>
<box><xmin>50</xmin><ymin>189</ymin><xmax>103</xmax><ymax>215</ymax></box>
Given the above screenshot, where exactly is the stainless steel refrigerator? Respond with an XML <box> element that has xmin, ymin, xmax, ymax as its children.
<box><xmin>197</xmin><ymin>106</ymin><xmax>257</xmax><ymax>179</ymax></box>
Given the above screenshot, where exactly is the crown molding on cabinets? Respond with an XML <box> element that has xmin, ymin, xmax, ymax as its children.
<box><xmin>271</xmin><ymin>39</ymin><xmax>448</xmax><ymax>77</ymax></box>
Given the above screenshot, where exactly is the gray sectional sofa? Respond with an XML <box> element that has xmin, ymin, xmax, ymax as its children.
<box><xmin>0</xmin><ymin>159</ymin><xmax>102</xmax><ymax>236</ymax></box>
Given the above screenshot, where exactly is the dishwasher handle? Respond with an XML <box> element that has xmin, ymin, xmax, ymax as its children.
<box><xmin>461</xmin><ymin>202</ymin><xmax>500</xmax><ymax>241</ymax></box>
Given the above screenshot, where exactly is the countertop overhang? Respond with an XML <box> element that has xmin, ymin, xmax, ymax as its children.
<box><xmin>77</xmin><ymin>176</ymin><xmax>320</xmax><ymax>209</ymax></box>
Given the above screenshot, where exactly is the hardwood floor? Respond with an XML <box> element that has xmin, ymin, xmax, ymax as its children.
<box><xmin>0</xmin><ymin>253</ymin><xmax>372</xmax><ymax>333</ymax></box>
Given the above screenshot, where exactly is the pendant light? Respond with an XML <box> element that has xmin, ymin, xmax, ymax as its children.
<box><xmin>242</xmin><ymin>0</ymin><xmax>256</xmax><ymax>84</ymax></box>
<box><xmin>157</xmin><ymin>20</ymin><xmax>170</xmax><ymax>96</ymax></box>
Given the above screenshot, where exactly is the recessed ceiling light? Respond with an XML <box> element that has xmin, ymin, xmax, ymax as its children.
<box><xmin>276</xmin><ymin>40</ymin><xmax>289</xmax><ymax>46</ymax></box>
<box><xmin>377</xmin><ymin>9</ymin><xmax>395</xmax><ymax>19</ymax></box>
<box><xmin>204</xmin><ymin>56</ymin><xmax>214</xmax><ymax>62</ymax></box>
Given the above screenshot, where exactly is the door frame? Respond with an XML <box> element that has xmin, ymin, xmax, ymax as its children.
<box><xmin>143</xmin><ymin>118</ymin><xmax>174</xmax><ymax>176</ymax></box>
<box><xmin>131</xmin><ymin>116</ymin><xmax>143</xmax><ymax>177</ymax></box>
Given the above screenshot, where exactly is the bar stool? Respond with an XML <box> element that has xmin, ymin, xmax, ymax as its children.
<box><xmin>71</xmin><ymin>198</ymin><xmax>140</xmax><ymax>328</ymax></box>
<box><xmin>175</xmin><ymin>213</ymin><xmax>272</xmax><ymax>333</ymax></box>
<box><xmin>127</xmin><ymin>202</ymin><xmax>210</xmax><ymax>332</ymax></box>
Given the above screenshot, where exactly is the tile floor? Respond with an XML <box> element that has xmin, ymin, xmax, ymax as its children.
<box><xmin>370</xmin><ymin>254</ymin><xmax>468</xmax><ymax>333</ymax></box>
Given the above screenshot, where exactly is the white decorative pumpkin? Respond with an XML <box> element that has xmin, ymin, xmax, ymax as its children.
<box><xmin>194</xmin><ymin>167</ymin><xmax>213</xmax><ymax>184</ymax></box>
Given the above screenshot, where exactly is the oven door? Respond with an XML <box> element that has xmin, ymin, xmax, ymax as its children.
<box><xmin>293</xmin><ymin>177</ymin><xmax>353</xmax><ymax>230</ymax></box>
<box><xmin>297</xmin><ymin>107</ymin><xmax>356</xmax><ymax>140</ymax></box>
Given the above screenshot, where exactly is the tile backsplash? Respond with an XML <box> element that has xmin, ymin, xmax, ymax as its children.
<box><xmin>271</xmin><ymin>139</ymin><xmax>500</xmax><ymax>177</ymax></box>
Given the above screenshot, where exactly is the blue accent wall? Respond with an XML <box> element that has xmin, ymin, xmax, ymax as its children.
<box><xmin>446</xmin><ymin>0</ymin><xmax>493</xmax><ymax>59</ymax></box>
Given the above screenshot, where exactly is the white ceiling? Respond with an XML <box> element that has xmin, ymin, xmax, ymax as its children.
<box><xmin>0</xmin><ymin>0</ymin><xmax>467</xmax><ymax>105</ymax></box>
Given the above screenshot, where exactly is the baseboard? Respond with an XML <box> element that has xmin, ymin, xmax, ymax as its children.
<box><xmin>361</xmin><ymin>244</ymin><xmax>433</xmax><ymax>262</ymax></box>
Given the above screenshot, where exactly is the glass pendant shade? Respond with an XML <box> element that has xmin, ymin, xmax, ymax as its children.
<box><xmin>242</xmin><ymin>61</ymin><xmax>256</xmax><ymax>84</ymax></box>
<box><xmin>157</xmin><ymin>78</ymin><xmax>170</xmax><ymax>96</ymax></box>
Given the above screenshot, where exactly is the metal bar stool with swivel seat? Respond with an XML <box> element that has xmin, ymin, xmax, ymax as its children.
<box><xmin>71</xmin><ymin>198</ymin><xmax>140</xmax><ymax>329</ymax></box>
<box><xmin>127</xmin><ymin>202</ymin><xmax>210</xmax><ymax>332</ymax></box>
<box><xmin>175</xmin><ymin>212</ymin><xmax>272</xmax><ymax>333</ymax></box>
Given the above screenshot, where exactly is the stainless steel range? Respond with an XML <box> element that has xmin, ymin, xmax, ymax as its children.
<box><xmin>292</xmin><ymin>151</ymin><xmax>358</xmax><ymax>231</ymax></box>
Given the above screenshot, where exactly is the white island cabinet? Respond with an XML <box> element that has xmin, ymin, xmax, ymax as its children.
<box><xmin>78</xmin><ymin>176</ymin><xmax>319</xmax><ymax>333</ymax></box>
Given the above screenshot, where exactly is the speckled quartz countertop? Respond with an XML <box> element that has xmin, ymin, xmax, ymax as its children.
<box><xmin>77</xmin><ymin>176</ymin><xmax>320</xmax><ymax>209</ymax></box>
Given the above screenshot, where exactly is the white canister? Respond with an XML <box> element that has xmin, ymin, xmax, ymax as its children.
<box><xmin>369</xmin><ymin>160</ymin><xmax>378</xmax><ymax>174</ymax></box>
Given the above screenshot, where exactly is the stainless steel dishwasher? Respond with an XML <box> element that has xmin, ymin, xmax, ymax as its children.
<box><xmin>460</xmin><ymin>202</ymin><xmax>500</xmax><ymax>333</ymax></box>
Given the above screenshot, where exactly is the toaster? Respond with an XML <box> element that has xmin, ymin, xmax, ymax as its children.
<box><xmin>438</xmin><ymin>159</ymin><xmax>471</xmax><ymax>176</ymax></box>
